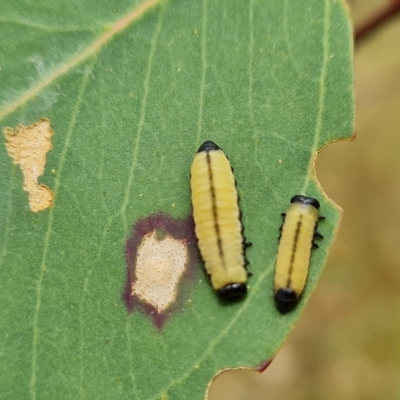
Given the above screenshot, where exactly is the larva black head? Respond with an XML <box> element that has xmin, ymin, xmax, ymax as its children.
<box><xmin>290</xmin><ymin>195</ymin><xmax>320</xmax><ymax>210</ymax></box>
<box><xmin>274</xmin><ymin>288</ymin><xmax>299</xmax><ymax>313</ymax></box>
<box><xmin>197</xmin><ymin>140</ymin><xmax>221</xmax><ymax>153</ymax></box>
<box><xmin>217</xmin><ymin>283</ymin><xmax>247</xmax><ymax>301</ymax></box>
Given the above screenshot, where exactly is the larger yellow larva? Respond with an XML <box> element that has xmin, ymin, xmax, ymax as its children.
<box><xmin>190</xmin><ymin>140</ymin><xmax>249</xmax><ymax>301</ymax></box>
<box><xmin>274</xmin><ymin>195</ymin><xmax>324</xmax><ymax>313</ymax></box>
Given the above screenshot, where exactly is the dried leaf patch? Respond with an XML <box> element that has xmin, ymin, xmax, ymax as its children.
<box><xmin>132</xmin><ymin>230</ymin><xmax>188</xmax><ymax>313</ymax></box>
<box><xmin>123</xmin><ymin>213</ymin><xmax>198</xmax><ymax>330</ymax></box>
<box><xmin>4</xmin><ymin>118</ymin><xmax>54</xmax><ymax>212</ymax></box>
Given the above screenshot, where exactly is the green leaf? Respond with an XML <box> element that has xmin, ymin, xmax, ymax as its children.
<box><xmin>0</xmin><ymin>0</ymin><xmax>354</xmax><ymax>399</ymax></box>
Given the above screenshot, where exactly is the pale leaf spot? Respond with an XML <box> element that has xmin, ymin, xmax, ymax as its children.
<box><xmin>132</xmin><ymin>230</ymin><xmax>188</xmax><ymax>313</ymax></box>
<box><xmin>4</xmin><ymin>118</ymin><xmax>54</xmax><ymax>212</ymax></box>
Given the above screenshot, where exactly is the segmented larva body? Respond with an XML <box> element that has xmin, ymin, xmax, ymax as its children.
<box><xmin>274</xmin><ymin>195</ymin><xmax>324</xmax><ymax>313</ymax></box>
<box><xmin>190</xmin><ymin>140</ymin><xmax>248</xmax><ymax>301</ymax></box>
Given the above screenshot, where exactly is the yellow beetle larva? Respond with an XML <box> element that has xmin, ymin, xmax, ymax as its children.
<box><xmin>190</xmin><ymin>140</ymin><xmax>250</xmax><ymax>301</ymax></box>
<box><xmin>274</xmin><ymin>195</ymin><xmax>324</xmax><ymax>313</ymax></box>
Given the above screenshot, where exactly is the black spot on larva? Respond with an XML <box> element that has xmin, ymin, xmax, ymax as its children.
<box><xmin>217</xmin><ymin>283</ymin><xmax>247</xmax><ymax>301</ymax></box>
<box><xmin>290</xmin><ymin>195</ymin><xmax>320</xmax><ymax>209</ymax></box>
<box><xmin>274</xmin><ymin>288</ymin><xmax>298</xmax><ymax>313</ymax></box>
<box><xmin>197</xmin><ymin>140</ymin><xmax>221</xmax><ymax>153</ymax></box>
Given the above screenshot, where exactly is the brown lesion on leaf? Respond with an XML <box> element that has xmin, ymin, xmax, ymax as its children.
<box><xmin>3</xmin><ymin>118</ymin><xmax>54</xmax><ymax>212</ymax></box>
<box><xmin>132</xmin><ymin>230</ymin><xmax>188</xmax><ymax>313</ymax></box>
<box><xmin>123</xmin><ymin>213</ymin><xmax>199</xmax><ymax>330</ymax></box>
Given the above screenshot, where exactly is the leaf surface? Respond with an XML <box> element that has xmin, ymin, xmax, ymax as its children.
<box><xmin>0</xmin><ymin>0</ymin><xmax>354</xmax><ymax>399</ymax></box>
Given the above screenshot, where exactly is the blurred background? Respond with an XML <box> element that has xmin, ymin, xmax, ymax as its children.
<box><xmin>211</xmin><ymin>1</ymin><xmax>400</xmax><ymax>399</ymax></box>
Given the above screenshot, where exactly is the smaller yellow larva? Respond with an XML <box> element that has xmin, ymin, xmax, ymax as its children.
<box><xmin>274</xmin><ymin>195</ymin><xmax>324</xmax><ymax>313</ymax></box>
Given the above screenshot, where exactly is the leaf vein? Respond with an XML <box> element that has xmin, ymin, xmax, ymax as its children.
<box><xmin>121</xmin><ymin>8</ymin><xmax>165</xmax><ymax>398</ymax></box>
<box><xmin>195</xmin><ymin>0</ymin><xmax>208</xmax><ymax>147</ymax></box>
<box><xmin>301</xmin><ymin>0</ymin><xmax>330</xmax><ymax>194</ymax></box>
<box><xmin>0</xmin><ymin>0</ymin><xmax>161</xmax><ymax>120</ymax></box>
<box><xmin>30</xmin><ymin>62</ymin><xmax>94</xmax><ymax>400</ymax></box>
<box><xmin>119</xmin><ymin>7</ymin><xmax>164</xmax><ymax>230</ymax></box>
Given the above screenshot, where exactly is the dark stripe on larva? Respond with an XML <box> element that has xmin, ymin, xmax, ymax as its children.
<box><xmin>286</xmin><ymin>216</ymin><xmax>303</xmax><ymax>287</ymax></box>
<box><xmin>206</xmin><ymin>152</ymin><xmax>225</xmax><ymax>266</ymax></box>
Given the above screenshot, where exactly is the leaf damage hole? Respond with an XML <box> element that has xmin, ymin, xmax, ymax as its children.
<box><xmin>123</xmin><ymin>213</ymin><xmax>198</xmax><ymax>330</ymax></box>
<box><xmin>3</xmin><ymin>118</ymin><xmax>54</xmax><ymax>212</ymax></box>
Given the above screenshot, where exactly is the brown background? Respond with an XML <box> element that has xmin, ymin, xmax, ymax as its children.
<box><xmin>210</xmin><ymin>1</ymin><xmax>400</xmax><ymax>398</ymax></box>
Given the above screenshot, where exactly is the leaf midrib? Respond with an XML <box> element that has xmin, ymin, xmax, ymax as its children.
<box><xmin>0</xmin><ymin>0</ymin><xmax>161</xmax><ymax>121</ymax></box>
